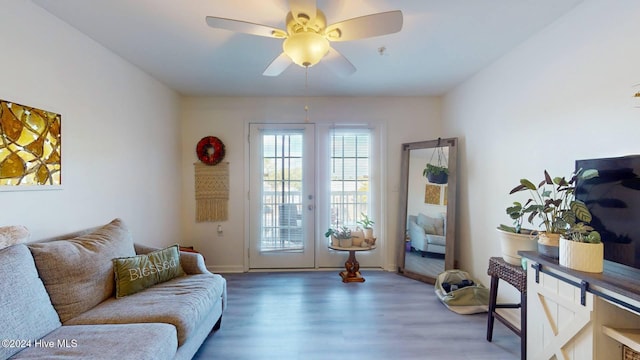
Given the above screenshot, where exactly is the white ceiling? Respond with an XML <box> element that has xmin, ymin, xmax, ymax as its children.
<box><xmin>32</xmin><ymin>0</ymin><xmax>583</xmax><ymax>97</ymax></box>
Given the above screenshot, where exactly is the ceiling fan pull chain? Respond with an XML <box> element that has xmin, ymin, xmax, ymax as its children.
<box><xmin>304</xmin><ymin>66</ymin><xmax>309</xmax><ymax>122</ymax></box>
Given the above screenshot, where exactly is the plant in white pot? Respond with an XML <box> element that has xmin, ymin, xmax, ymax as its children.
<box><xmin>325</xmin><ymin>226</ymin><xmax>352</xmax><ymax>248</ymax></box>
<box><xmin>356</xmin><ymin>213</ymin><xmax>375</xmax><ymax>240</ymax></box>
<box><xmin>497</xmin><ymin>201</ymin><xmax>538</xmax><ymax>265</ymax></box>
<box><xmin>508</xmin><ymin>168</ymin><xmax>599</xmax><ymax>259</ymax></box>
<box><xmin>559</xmin><ymin>209</ymin><xmax>603</xmax><ymax>273</ymax></box>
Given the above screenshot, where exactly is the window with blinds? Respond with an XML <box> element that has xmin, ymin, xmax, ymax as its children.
<box><xmin>329</xmin><ymin>129</ymin><xmax>371</xmax><ymax>228</ymax></box>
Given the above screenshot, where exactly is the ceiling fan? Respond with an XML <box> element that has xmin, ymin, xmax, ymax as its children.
<box><xmin>205</xmin><ymin>0</ymin><xmax>403</xmax><ymax>77</ymax></box>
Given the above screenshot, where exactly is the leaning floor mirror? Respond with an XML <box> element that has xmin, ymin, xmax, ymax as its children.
<box><xmin>397</xmin><ymin>138</ymin><xmax>457</xmax><ymax>284</ymax></box>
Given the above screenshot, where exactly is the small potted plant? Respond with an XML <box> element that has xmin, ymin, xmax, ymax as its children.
<box><xmin>356</xmin><ymin>212</ymin><xmax>375</xmax><ymax>240</ymax></box>
<box><xmin>508</xmin><ymin>168</ymin><xmax>598</xmax><ymax>258</ymax></box>
<box><xmin>325</xmin><ymin>226</ymin><xmax>352</xmax><ymax>247</ymax></box>
<box><xmin>559</xmin><ymin>208</ymin><xmax>603</xmax><ymax>273</ymax></box>
<box><xmin>423</xmin><ymin>163</ymin><xmax>449</xmax><ymax>184</ymax></box>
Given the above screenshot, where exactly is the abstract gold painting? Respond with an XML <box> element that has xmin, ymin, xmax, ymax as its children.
<box><xmin>0</xmin><ymin>100</ymin><xmax>61</xmax><ymax>188</ymax></box>
<box><xmin>424</xmin><ymin>184</ymin><xmax>441</xmax><ymax>205</ymax></box>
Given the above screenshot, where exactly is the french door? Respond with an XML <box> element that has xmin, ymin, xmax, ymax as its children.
<box><xmin>248</xmin><ymin>123</ymin><xmax>315</xmax><ymax>269</ymax></box>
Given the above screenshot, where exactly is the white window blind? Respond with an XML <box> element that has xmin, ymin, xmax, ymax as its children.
<box><xmin>329</xmin><ymin>129</ymin><xmax>371</xmax><ymax>228</ymax></box>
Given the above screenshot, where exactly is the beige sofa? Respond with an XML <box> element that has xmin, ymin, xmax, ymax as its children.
<box><xmin>0</xmin><ymin>219</ymin><xmax>226</xmax><ymax>360</ymax></box>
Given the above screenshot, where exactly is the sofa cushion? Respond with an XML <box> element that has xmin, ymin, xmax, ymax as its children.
<box><xmin>65</xmin><ymin>273</ymin><xmax>226</xmax><ymax>346</ymax></box>
<box><xmin>27</xmin><ymin>218</ymin><xmax>136</xmax><ymax>322</ymax></box>
<box><xmin>113</xmin><ymin>245</ymin><xmax>185</xmax><ymax>298</ymax></box>
<box><xmin>0</xmin><ymin>244</ymin><xmax>61</xmax><ymax>360</ymax></box>
<box><xmin>10</xmin><ymin>324</ymin><xmax>177</xmax><ymax>360</ymax></box>
<box><xmin>0</xmin><ymin>225</ymin><xmax>30</xmax><ymax>250</ymax></box>
<box><xmin>426</xmin><ymin>234</ymin><xmax>447</xmax><ymax>246</ymax></box>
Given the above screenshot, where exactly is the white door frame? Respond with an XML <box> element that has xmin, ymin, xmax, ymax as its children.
<box><xmin>247</xmin><ymin>123</ymin><xmax>316</xmax><ymax>269</ymax></box>
<box><xmin>243</xmin><ymin>120</ymin><xmax>387</xmax><ymax>272</ymax></box>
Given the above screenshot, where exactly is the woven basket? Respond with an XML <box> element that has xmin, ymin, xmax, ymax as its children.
<box><xmin>624</xmin><ymin>346</ymin><xmax>640</xmax><ymax>360</ymax></box>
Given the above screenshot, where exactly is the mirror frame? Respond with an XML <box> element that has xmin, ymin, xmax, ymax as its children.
<box><xmin>397</xmin><ymin>137</ymin><xmax>457</xmax><ymax>284</ymax></box>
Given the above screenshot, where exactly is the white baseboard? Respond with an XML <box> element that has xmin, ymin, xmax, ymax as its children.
<box><xmin>207</xmin><ymin>266</ymin><xmax>393</xmax><ymax>274</ymax></box>
<box><xmin>207</xmin><ymin>265</ymin><xmax>244</xmax><ymax>273</ymax></box>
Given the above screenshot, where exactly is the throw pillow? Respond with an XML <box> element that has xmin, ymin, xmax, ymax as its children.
<box><xmin>417</xmin><ymin>213</ymin><xmax>444</xmax><ymax>235</ymax></box>
<box><xmin>0</xmin><ymin>225</ymin><xmax>30</xmax><ymax>250</ymax></box>
<box><xmin>113</xmin><ymin>245</ymin><xmax>185</xmax><ymax>298</ymax></box>
<box><xmin>424</xmin><ymin>223</ymin><xmax>437</xmax><ymax>235</ymax></box>
<box><xmin>28</xmin><ymin>218</ymin><xmax>136</xmax><ymax>322</ymax></box>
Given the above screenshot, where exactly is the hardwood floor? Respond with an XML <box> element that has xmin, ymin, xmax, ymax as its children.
<box><xmin>404</xmin><ymin>249</ymin><xmax>445</xmax><ymax>279</ymax></box>
<box><xmin>194</xmin><ymin>271</ymin><xmax>519</xmax><ymax>360</ymax></box>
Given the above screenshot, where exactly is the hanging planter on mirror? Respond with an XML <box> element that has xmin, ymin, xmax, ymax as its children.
<box><xmin>426</xmin><ymin>169</ymin><xmax>448</xmax><ymax>184</ymax></box>
<box><xmin>422</xmin><ymin>154</ymin><xmax>449</xmax><ymax>184</ymax></box>
<box><xmin>423</xmin><ymin>143</ymin><xmax>449</xmax><ymax>184</ymax></box>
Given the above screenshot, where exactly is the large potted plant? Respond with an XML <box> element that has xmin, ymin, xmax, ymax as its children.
<box><xmin>497</xmin><ymin>201</ymin><xmax>538</xmax><ymax>265</ymax></box>
<box><xmin>508</xmin><ymin>168</ymin><xmax>599</xmax><ymax>259</ymax></box>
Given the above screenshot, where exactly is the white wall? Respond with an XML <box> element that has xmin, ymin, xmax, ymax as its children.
<box><xmin>180</xmin><ymin>96</ymin><xmax>441</xmax><ymax>272</ymax></box>
<box><xmin>443</xmin><ymin>0</ymin><xmax>640</xmax><ymax>301</ymax></box>
<box><xmin>0</xmin><ymin>1</ymin><xmax>182</xmax><ymax>245</ymax></box>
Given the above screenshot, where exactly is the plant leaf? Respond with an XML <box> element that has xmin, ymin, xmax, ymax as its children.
<box><xmin>520</xmin><ymin>179</ymin><xmax>537</xmax><ymax>191</ymax></box>
<box><xmin>544</xmin><ymin>170</ymin><xmax>553</xmax><ymax>184</ymax></box>
<box><xmin>498</xmin><ymin>224</ymin><xmax>517</xmax><ymax>232</ymax></box>
<box><xmin>509</xmin><ymin>184</ymin><xmax>526</xmax><ymax>194</ymax></box>
<box><xmin>554</xmin><ymin>176</ymin><xmax>567</xmax><ymax>186</ymax></box>
<box><xmin>586</xmin><ymin>231</ymin><xmax>601</xmax><ymax>244</ymax></box>
<box><xmin>571</xmin><ymin>200</ymin><xmax>592</xmax><ymax>223</ymax></box>
<box><xmin>562</xmin><ymin>210</ymin><xmax>576</xmax><ymax>226</ymax></box>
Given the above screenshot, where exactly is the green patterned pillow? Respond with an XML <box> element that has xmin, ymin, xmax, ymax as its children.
<box><xmin>113</xmin><ymin>245</ymin><xmax>185</xmax><ymax>298</ymax></box>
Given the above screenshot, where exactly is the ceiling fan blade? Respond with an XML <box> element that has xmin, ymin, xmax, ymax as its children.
<box><xmin>323</xmin><ymin>47</ymin><xmax>356</xmax><ymax>77</ymax></box>
<box><xmin>205</xmin><ymin>16</ymin><xmax>286</xmax><ymax>38</ymax></box>
<box><xmin>325</xmin><ymin>10</ymin><xmax>403</xmax><ymax>42</ymax></box>
<box><xmin>263</xmin><ymin>52</ymin><xmax>293</xmax><ymax>76</ymax></box>
<box><xmin>289</xmin><ymin>0</ymin><xmax>317</xmax><ymax>25</ymax></box>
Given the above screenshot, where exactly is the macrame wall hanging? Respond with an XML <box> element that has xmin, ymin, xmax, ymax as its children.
<box><xmin>194</xmin><ymin>136</ymin><xmax>228</xmax><ymax>222</ymax></box>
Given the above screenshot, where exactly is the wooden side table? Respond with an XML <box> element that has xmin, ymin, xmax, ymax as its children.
<box><xmin>486</xmin><ymin>256</ymin><xmax>527</xmax><ymax>360</ymax></box>
<box><xmin>179</xmin><ymin>245</ymin><xmax>204</xmax><ymax>260</ymax></box>
<box><xmin>328</xmin><ymin>244</ymin><xmax>376</xmax><ymax>283</ymax></box>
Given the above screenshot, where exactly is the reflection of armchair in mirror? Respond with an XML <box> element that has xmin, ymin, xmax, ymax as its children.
<box><xmin>408</xmin><ymin>213</ymin><xmax>446</xmax><ymax>256</ymax></box>
<box><xmin>398</xmin><ymin>138</ymin><xmax>457</xmax><ymax>284</ymax></box>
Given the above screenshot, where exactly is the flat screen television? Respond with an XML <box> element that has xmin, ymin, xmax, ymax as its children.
<box><xmin>575</xmin><ymin>155</ymin><xmax>640</xmax><ymax>270</ymax></box>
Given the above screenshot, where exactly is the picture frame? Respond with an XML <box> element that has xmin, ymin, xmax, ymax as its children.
<box><xmin>0</xmin><ymin>99</ymin><xmax>62</xmax><ymax>191</ymax></box>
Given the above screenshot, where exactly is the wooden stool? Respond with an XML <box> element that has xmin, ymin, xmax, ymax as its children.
<box><xmin>486</xmin><ymin>257</ymin><xmax>527</xmax><ymax>360</ymax></box>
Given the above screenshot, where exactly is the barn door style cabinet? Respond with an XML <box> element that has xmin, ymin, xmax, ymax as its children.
<box><xmin>520</xmin><ymin>252</ymin><xmax>640</xmax><ymax>360</ymax></box>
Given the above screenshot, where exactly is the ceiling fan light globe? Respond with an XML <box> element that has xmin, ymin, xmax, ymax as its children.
<box><xmin>283</xmin><ymin>31</ymin><xmax>329</xmax><ymax>68</ymax></box>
